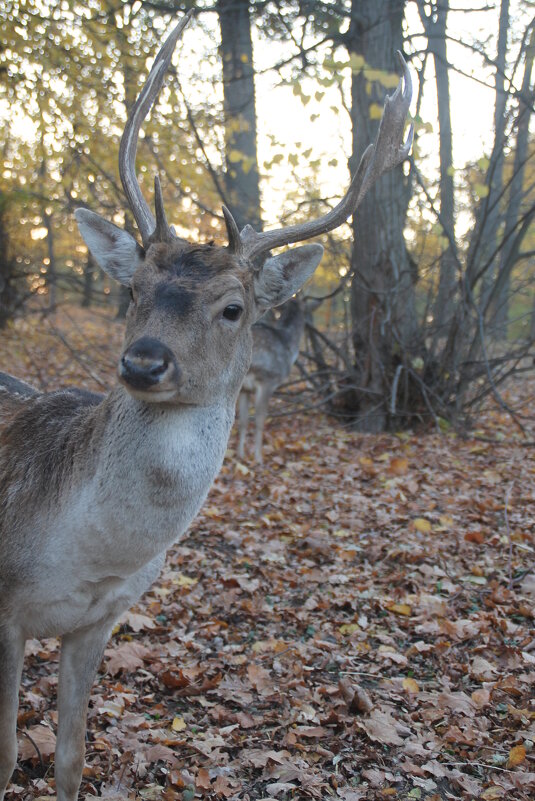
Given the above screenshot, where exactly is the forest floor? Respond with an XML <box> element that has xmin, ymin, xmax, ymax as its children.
<box><xmin>2</xmin><ymin>307</ymin><xmax>535</xmax><ymax>801</ymax></box>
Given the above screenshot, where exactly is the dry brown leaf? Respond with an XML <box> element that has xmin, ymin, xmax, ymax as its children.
<box><xmin>507</xmin><ymin>744</ymin><xmax>526</xmax><ymax>768</ymax></box>
<box><xmin>357</xmin><ymin>707</ymin><xmax>411</xmax><ymax>746</ymax></box>
<box><xmin>104</xmin><ymin>641</ymin><xmax>152</xmax><ymax>676</ymax></box>
<box><xmin>18</xmin><ymin>724</ymin><xmax>56</xmax><ymax>760</ymax></box>
<box><xmin>338</xmin><ymin>678</ymin><xmax>373</xmax><ymax>713</ymax></box>
<box><xmin>119</xmin><ymin>611</ymin><xmax>156</xmax><ymax>632</ymax></box>
<box><xmin>470</xmin><ymin>655</ymin><xmax>498</xmax><ymax>681</ymax></box>
<box><xmin>196</xmin><ymin>768</ymin><xmax>211</xmax><ymax>790</ymax></box>
<box><xmin>479</xmin><ymin>788</ymin><xmax>506</xmax><ymax>800</ymax></box>
<box><xmin>471</xmin><ymin>688</ymin><xmax>491</xmax><ymax>707</ymax></box>
<box><xmin>247</xmin><ymin>662</ymin><xmax>272</xmax><ymax>694</ymax></box>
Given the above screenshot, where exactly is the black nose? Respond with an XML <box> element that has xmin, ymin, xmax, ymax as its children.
<box><xmin>119</xmin><ymin>336</ymin><xmax>177</xmax><ymax>390</ymax></box>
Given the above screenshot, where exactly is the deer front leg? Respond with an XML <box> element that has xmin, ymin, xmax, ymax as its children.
<box><xmin>55</xmin><ymin>622</ymin><xmax>111</xmax><ymax>801</ymax></box>
<box><xmin>254</xmin><ymin>381</ymin><xmax>277</xmax><ymax>464</ymax></box>
<box><xmin>0</xmin><ymin>625</ymin><xmax>25</xmax><ymax>801</ymax></box>
<box><xmin>237</xmin><ymin>390</ymin><xmax>249</xmax><ymax>460</ymax></box>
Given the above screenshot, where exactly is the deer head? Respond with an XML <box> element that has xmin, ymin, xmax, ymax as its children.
<box><xmin>75</xmin><ymin>12</ymin><xmax>412</xmax><ymax>407</ymax></box>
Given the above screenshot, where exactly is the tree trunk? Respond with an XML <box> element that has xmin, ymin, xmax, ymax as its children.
<box><xmin>217</xmin><ymin>0</ymin><xmax>261</xmax><ymax>231</ymax></box>
<box><xmin>82</xmin><ymin>251</ymin><xmax>96</xmax><ymax>309</ymax></box>
<box><xmin>491</xmin><ymin>18</ymin><xmax>534</xmax><ymax>337</ymax></box>
<box><xmin>347</xmin><ymin>0</ymin><xmax>419</xmax><ymax>432</ymax></box>
<box><xmin>467</xmin><ymin>0</ymin><xmax>509</xmax><ymax>304</ymax></box>
<box><xmin>0</xmin><ymin>191</ymin><xmax>16</xmax><ymax>328</ymax></box>
<box><xmin>43</xmin><ymin>209</ymin><xmax>56</xmax><ymax>311</ymax></box>
<box><xmin>418</xmin><ymin>0</ymin><xmax>457</xmax><ymax>332</ymax></box>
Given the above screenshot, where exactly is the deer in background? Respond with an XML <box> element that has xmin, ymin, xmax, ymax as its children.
<box><xmin>0</xmin><ymin>12</ymin><xmax>412</xmax><ymax>801</ymax></box>
<box><xmin>237</xmin><ymin>297</ymin><xmax>306</xmax><ymax>463</ymax></box>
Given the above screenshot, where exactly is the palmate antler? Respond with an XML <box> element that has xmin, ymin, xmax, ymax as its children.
<box><xmin>119</xmin><ymin>13</ymin><xmax>413</xmax><ymax>256</ymax></box>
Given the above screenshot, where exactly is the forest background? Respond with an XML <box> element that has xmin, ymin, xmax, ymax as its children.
<box><xmin>2</xmin><ymin>0</ymin><xmax>535</xmax><ymax>433</ymax></box>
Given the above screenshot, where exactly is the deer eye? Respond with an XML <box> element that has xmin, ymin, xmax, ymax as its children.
<box><xmin>222</xmin><ymin>304</ymin><xmax>243</xmax><ymax>321</ymax></box>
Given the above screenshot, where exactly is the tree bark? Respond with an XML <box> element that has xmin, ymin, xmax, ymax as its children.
<box><xmin>0</xmin><ymin>191</ymin><xmax>16</xmax><ymax>328</ymax></box>
<box><xmin>466</xmin><ymin>0</ymin><xmax>509</xmax><ymax>303</ymax></box>
<box><xmin>42</xmin><ymin>209</ymin><xmax>56</xmax><ymax>311</ymax></box>
<box><xmin>347</xmin><ymin>0</ymin><xmax>419</xmax><ymax>432</ymax></box>
<box><xmin>217</xmin><ymin>0</ymin><xmax>261</xmax><ymax>231</ymax></box>
<box><xmin>418</xmin><ymin>0</ymin><xmax>457</xmax><ymax>332</ymax></box>
<box><xmin>82</xmin><ymin>251</ymin><xmax>96</xmax><ymax>309</ymax></box>
<box><xmin>489</xmin><ymin>20</ymin><xmax>535</xmax><ymax>333</ymax></box>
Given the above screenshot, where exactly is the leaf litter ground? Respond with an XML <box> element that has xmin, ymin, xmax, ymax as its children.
<box><xmin>2</xmin><ymin>308</ymin><xmax>535</xmax><ymax>801</ymax></box>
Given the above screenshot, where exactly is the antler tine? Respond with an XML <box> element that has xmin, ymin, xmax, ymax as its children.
<box><xmin>118</xmin><ymin>11</ymin><xmax>193</xmax><ymax>247</ymax></box>
<box><xmin>240</xmin><ymin>51</ymin><xmax>413</xmax><ymax>263</ymax></box>
<box><xmin>152</xmin><ymin>175</ymin><xmax>175</xmax><ymax>243</ymax></box>
<box><xmin>222</xmin><ymin>205</ymin><xmax>243</xmax><ymax>255</ymax></box>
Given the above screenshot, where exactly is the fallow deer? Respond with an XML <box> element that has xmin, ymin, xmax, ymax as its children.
<box><xmin>237</xmin><ymin>297</ymin><xmax>306</xmax><ymax>462</ymax></box>
<box><xmin>0</xmin><ymin>12</ymin><xmax>412</xmax><ymax>800</ymax></box>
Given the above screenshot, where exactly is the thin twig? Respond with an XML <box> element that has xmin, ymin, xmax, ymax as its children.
<box><xmin>504</xmin><ymin>482</ymin><xmax>514</xmax><ymax>590</ymax></box>
<box><xmin>20</xmin><ymin>730</ymin><xmax>44</xmax><ymax>769</ymax></box>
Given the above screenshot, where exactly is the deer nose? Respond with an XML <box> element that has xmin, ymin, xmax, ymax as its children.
<box><xmin>119</xmin><ymin>337</ymin><xmax>177</xmax><ymax>390</ymax></box>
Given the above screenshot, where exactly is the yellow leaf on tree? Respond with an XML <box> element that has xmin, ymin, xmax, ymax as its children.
<box><xmin>172</xmin><ymin>716</ymin><xmax>187</xmax><ymax>732</ymax></box>
<box><xmin>507</xmin><ymin>744</ymin><xmax>526</xmax><ymax>767</ymax></box>
<box><xmin>387</xmin><ymin>603</ymin><xmax>412</xmax><ymax>616</ymax></box>
<box><xmin>413</xmin><ymin>518</ymin><xmax>432</xmax><ymax>533</ymax></box>
<box><xmin>369</xmin><ymin>102</ymin><xmax>383</xmax><ymax>120</ymax></box>
<box><xmin>348</xmin><ymin>53</ymin><xmax>365</xmax><ymax>71</ymax></box>
<box><xmin>228</xmin><ymin>149</ymin><xmax>245</xmax><ymax>164</ymax></box>
<box><xmin>402</xmin><ymin>677</ymin><xmax>420</xmax><ymax>693</ymax></box>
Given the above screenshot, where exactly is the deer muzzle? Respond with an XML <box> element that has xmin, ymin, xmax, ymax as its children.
<box><xmin>119</xmin><ymin>336</ymin><xmax>179</xmax><ymax>394</ymax></box>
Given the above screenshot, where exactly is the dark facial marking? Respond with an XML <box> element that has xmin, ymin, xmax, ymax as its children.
<box><xmin>153</xmin><ymin>243</ymin><xmax>236</xmax><ymax>279</ymax></box>
<box><xmin>154</xmin><ymin>282</ymin><xmax>195</xmax><ymax>316</ymax></box>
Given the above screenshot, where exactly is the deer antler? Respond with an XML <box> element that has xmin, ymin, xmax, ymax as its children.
<box><xmin>238</xmin><ymin>51</ymin><xmax>413</xmax><ymax>262</ymax></box>
<box><xmin>118</xmin><ymin>11</ymin><xmax>193</xmax><ymax>247</ymax></box>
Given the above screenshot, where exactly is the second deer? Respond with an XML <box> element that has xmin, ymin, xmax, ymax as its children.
<box><xmin>237</xmin><ymin>297</ymin><xmax>306</xmax><ymax>462</ymax></box>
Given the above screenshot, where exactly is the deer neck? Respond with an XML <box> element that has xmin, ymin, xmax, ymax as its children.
<box><xmin>95</xmin><ymin>388</ymin><xmax>234</xmax><ymax>519</ymax></box>
<box><xmin>53</xmin><ymin>388</ymin><xmax>235</xmax><ymax>575</ymax></box>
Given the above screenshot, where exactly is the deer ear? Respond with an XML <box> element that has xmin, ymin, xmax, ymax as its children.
<box><xmin>75</xmin><ymin>209</ymin><xmax>145</xmax><ymax>286</ymax></box>
<box><xmin>253</xmin><ymin>243</ymin><xmax>324</xmax><ymax>314</ymax></box>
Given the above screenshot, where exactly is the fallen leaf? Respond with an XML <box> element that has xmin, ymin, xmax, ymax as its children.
<box><xmin>196</xmin><ymin>768</ymin><xmax>211</xmax><ymax>790</ymax></box>
<box><xmin>171</xmin><ymin>572</ymin><xmax>198</xmax><ymax>589</ymax></box>
<box><xmin>119</xmin><ymin>611</ymin><xmax>156</xmax><ymax>632</ymax></box>
<box><xmin>18</xmin><ymin>724</ymin><xmax>56</xmax><ymax>760</ymax></box>
<box><xmin>339</xmin><ymin>622</ymin><xmax>360</xmax><ymax>635</ymax></box>
<box><xmin>247</xmin><ymin>662</ymin><xmax>273</xmax><ymax>694</ymax></box>
<box><xmin>358</xmin><ymin>707</ymin><xmax>411</xmax><ymax>746</ymax></box>
<box><xmin>479</xmin><ymin>788</ymin><xmax>506</xmax><ymax>800</ymax></box>
<box><xmin>104</xmin><ymin>641</ymin><xmax>152</xmax><ymax>676</ymax></box>
<box><xmin>386</xmin><ymin>602</ymin><xmax>412</xmax><ymax>616</ymax></box>
<box><xmin>471</xmin><ymin>688</ymin><xmax>491</xmax><ymax>707</ymax></box>
<box><xmin>413</xmin><ymin>518</ymin><xmax>432</xmax><ymax>533</ymax></box>
<box><xmin>507</xmin><ymin>744</ymin><xmax>526</xmax><ymax>768</ymax></box>
<box><xmin>470</xmin><ymin>656</ymin><xmax>497</xmax><ymax>681</ymax></box>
